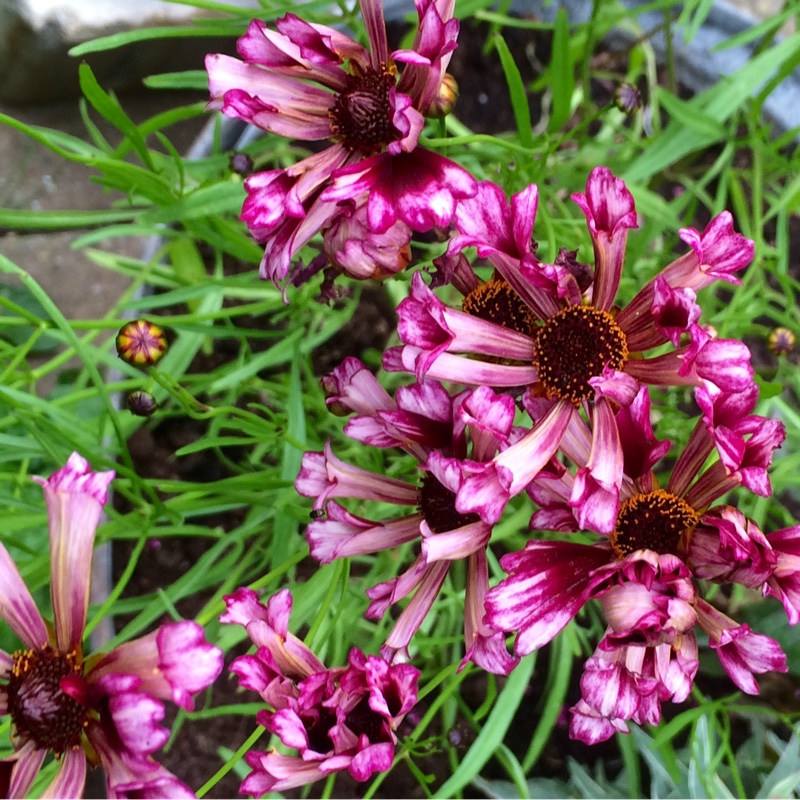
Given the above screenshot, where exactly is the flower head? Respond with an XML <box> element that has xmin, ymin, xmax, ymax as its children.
<box><xmin>295</xmin><ymin>358</ymin><xmax>518</xmax><ymax>674</ymax></box>
<box><xmin>206</xmin><ymin>0</ymin><xmax>475</xmax><ymax>290</ymax></box>
<box><xmin>483</xmin><ymin>387</ymin><xmax>787</xmax><ymax>741</ymax></box>
<box><xmin>0</xmin><ymin>453</ymin><xmax>223</xmax><ymax>798</ymax></box>
<box><xmin>767</xmin><ymin>326</ymin><xmax>795</xmax><ymax>356</ymax></box>
<box><xmin>389</xmin><ymin>168</ymin><xmax>756</xmax><ymax>524</ymax></box>
<box><xmin>221</xmin><ymin>588</ymin><xmax>420</xmax><ymax>796</ymax></box>
<box><xmin>126</xmin><ymin>390</ymin><xmax>159</xmax><ymax>417</ymax></box>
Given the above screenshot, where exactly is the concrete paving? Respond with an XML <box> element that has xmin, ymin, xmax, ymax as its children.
<box><xmin>0</xmin><ymin>91</ymin><xmax>208</xmax><ymax>323</ymax></box>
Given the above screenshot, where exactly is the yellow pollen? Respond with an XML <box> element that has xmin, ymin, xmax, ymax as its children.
<box><xmin>462</xmin><ymin>276</ymin><xmax>537</xmax><ymax>337</ymax></box>
<box><xmin>610</xmin><ymin>489</ymin><xmax>699</xmax><ymax>558</ymax></box>
<box><xmin>533</xmin><ymin>304</ymin><xmax>628</xmax><ymax>405</ymax></box>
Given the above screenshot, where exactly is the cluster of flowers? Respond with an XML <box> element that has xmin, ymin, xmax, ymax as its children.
<box><xmin>0</xmin><ymin>454</ymin><xmax>223</xmax><ymax>797</ymax></box>
<box><xmin>0</xmin><ymin>454</ymin><xmax>420</xmax><ymax>798</ymax></box>
<box><xmin>204</xmin><ymin>0</ymin><xmax>800</xmax><ymax>791</ymax></box>
<box><xmin>3</xmin><ymin>0</ymin><xmax>794</xmax><ymax>797</ymax></box>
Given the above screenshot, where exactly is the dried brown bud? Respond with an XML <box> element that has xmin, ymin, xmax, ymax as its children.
<box><xmin>116</xmin><ymin>319</ymin><xmax>168</xmax><ymax>367</ymax></box>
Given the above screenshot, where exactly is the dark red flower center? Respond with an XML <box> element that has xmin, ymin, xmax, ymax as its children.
<box><xmin>533</xmin><ymin>304</ymin><xmax>628</xmax><ymax>404</ymax></box>
<box><xmin>5</xmin><ymin>646</ymin><xmax>88</xmax><ymax>753</ymax></box>
<box><xmin>418</xmin><ymin>473</ymin><xmax>480</xmax><ymax>534</ymax></box>
<box><xmin>462</xmin><ymin>277</ymin><xmax>537</xmax><ymax>337</ymax></box>
<box><xmin>330</xmin><ymin>67</ymin><xmax>398</xmax><ymax>155</ymax></box>
<box><xmin>304</xmin><ymin>706</ymin><xmax>337</xmax><ymax>754</ymax></box>
<box><xmin>345</xmin><ymin>695</ymin><xmax>386</xmax><ymax>742</ymax></box>
<box><xmin>610</xmin><ymin>490</ymin><xmax>699</xmax><ymax>558</ymax></box>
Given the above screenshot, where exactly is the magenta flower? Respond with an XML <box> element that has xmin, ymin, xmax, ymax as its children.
<box><xmin>569</xmin><ymin>554</ymin><xmax>701</xmax><ymax>744</ymax></box>
<box><xmin>389</xmin><ymin>168</ymin><xmax>756</xmax><ymax>525</ymax></box>
<box><xmin>206</xmin><ymin>0</ymin><xmax>475</xmax><ymax>288</ymax></box>
<box><xmin>296</xmin><ymin>357</ymin><xmax>518</xmax><ymax>674</ymax></box>
<box><xmin>689</xmin><ymin>504</ymin><xmax>800</xmax><ymax>628</ymax></box>
<box><xmin>221</xmin><ymin>588</ymin><xmax>419</xmax><ymax>795</ymax></box>
<box><xmin>0</xmin><ymin>453</ymin><xmax>223</xmax><ymax>798</ymax></box>
<box><xmin>483</xmin><ymin>386</ymin><xmax>787</xmax><ymax>742</ymax></box>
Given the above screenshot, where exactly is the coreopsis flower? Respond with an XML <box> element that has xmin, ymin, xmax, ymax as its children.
<box><xmin>295</xmin><ymin>358</ymin><xmax>518</xmax><ymax>674</ymax></box>
<box><xmin>0</xmin><ymin>453</ymin><xmax>223</xmax><ymax>798</ymax></box>
<box><xmin>206</xmin><ymin>0</ymin><xmax>476</xmax><ymax>289</ymax></box>
<box><xmin>483</xmin><ymin>385</ymin><xmax>787</xmax><ymax>743</ymax></box>
<box><xmin>689</xmin><ymin>504</ymin><xmax>800</xmax><ymax>630</ymax></box>
<box><xmin>389</xmin><ymin>167</ymin><xmax>756</xmax><ymax>526</ymax></box>
<box><xmin>220</xmin><ymin>588</ymin><xmax>419</xmax><ymax>795</ymax></box>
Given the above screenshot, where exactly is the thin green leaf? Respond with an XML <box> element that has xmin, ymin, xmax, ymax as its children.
<box><xmin>69</xmin><ymin>23</ymin><xmax>246</xmax><ymax>56</ymax></box>
<box><xmin>140</xmin><ymin>181</ymin><xmax>245</xmax><ymax>225</ymax></box>
<box><xmin>169</xmin><ymin>237</ymin><xmax>209</xmax><ymax>313</ymax></box>
<box><xmin>0</xmin><ymin>208</ymin><xmax>144</xmax><ymax>232</ymax></box>
<box><xmin>548</xmin><ymin>8</ymin><xmax>575</xmax><ymax>133</ymax></box>
<box><xmin>143</xmin><ymin>71</ymin><xmax>210</xmax><ymax>91</ymax></box>
<box><xmin>432</xmin><ymin>656</ymin><xmax>535</xmax><ymax>798</ymax></box>
<box><xmin>625</xmin><ymin>30</ymin><xmax>800</xmax><ymax>182</ymax></box>
<box><xmin>656</xmin><ymin>87</ymin><xmax>727</xmax><ymax>140</ymax></box>
<box><xmin>492</xmin><ymin>33</ymin><xmax>534</xmax><ymax>148</ymax></box>
<box><xmin>78</xmin><ymin>63</ymin><xmax>155</xmax><ymax>171</ymax></box>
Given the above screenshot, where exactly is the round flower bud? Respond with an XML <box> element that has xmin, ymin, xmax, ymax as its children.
<box><xmin>425</xmin><ymin>73</ymin><xmax>459</xmax><ymax>119</ymax></box>
<box><xmin>768</xmin><ymin>326</ymin><xmax>796</xmax><ymax>356</ymax></box>
<box><xmin>229</xmin><ymin>152</ymin><xmax>254</xmax><ymax>176</ymax></box>
<box><xmin>614</xmin><ymin>83</ymin><xmax>642</xmax><ymax>114</ymax></box>
<box><xmin>116</xmin><ymin>319</ymin><xmax>168</xmax><ymax>367</ymax></box>
<box><xmin>126</xmin><ymin>390</ymin><xmax>158</xmax><ymax>417</ymax></box>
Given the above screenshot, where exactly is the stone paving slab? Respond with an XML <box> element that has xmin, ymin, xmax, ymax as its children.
<box><xmin>0</xmin><ymin>90</ymin><xmax>207</xmax><ymax>325</ymax></box>
<box><xmin>0</xmin><ymin>0</ymin><xmax>258</xmax><ymax>104</ymax></box>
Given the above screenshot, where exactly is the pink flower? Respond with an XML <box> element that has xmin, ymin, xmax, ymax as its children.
<box><xmin>221</xmin><ymin>588</ymin><xmax>419</xmax><ymax>796</ymax></box>
<box><xmin>389</xmin><ymin>168</ymin><xmax>755</xmax><ymax>524</ymax></box>
<box><xmin>695</xmin><ymin>600</ymin><xmax>787</xmax><ymax>695</ymax></box>
<box><xmin>484</xmin><ymin>388</ymin><xmax>788</xmax><ymax>741</ymax></box>
<box><xmin>570</xmin><ymin>632</ymin><xmax>699</xmax><ymax>744</ymax></box>
<box><xmin>0</xmin><ymin>454</ymin><xmax>223</xmax><ymax>799</ymax></box>
<box><xmin>688</xmin><ymin>506</ymin><xmax>800</xmax><ymax>629</ymax></box>
<box><xmin>206</xmin><ymin>0</ymin><xmax>475</xmax><ymax>290</ymax></box>
<box><xmin>295</xmin><ymin>360</ymin><xmax>518</xmax><ymax>674</ymax></box>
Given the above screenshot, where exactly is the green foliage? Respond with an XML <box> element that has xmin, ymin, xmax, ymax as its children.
<box><xmin>2</xmin><ymin>0</ymin><xmax>800</xmax><ymax>796</ymax></box>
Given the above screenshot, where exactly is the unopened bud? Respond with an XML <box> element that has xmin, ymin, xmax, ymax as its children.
<box><xmin>321</xmin><ymin>375</ymin><xmax>351</xmax><ymax>417</ymax></box>
<box><xmin>116</xmin><ymin>319</ymin><xmax>168</xmax><ymax>367</ymax></box>
<box><xmin>229</xmin><ymin>152</ymin><xmax>254</xmax><ymax>176</ymax></box>
<box><xmin>768</xmin><ymin>326</ymin><xmax>795</xmax><ymax>356</ymax></box>
<box><xmin>126</xmin><ymin>390</ymin><xmax>158</xmax><ymax>417</ymax></box>
<box><xmin>614</xmin><ymin>83</ymin><xmax>642</xmax><ymax>114</ymax></box>
<box><xmin>425</xmin><ymin>73</ymin><xmax>459</xmax><ymax>119</ymax></box>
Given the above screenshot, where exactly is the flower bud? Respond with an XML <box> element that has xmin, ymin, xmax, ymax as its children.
<box><xmin>229</xmin><ymin>152</ymin><xmax>254</xmax><ymax>176</ymax></box>
<box><xmin>768</xmin><ymin>326</ymin><xmax>795</xmax><ymax>356</ymax></box>
<box><xmin>321</xmin><ymin>374</ymin><xmax>351</xmax><ymax>417</ymax></box>
<box><xmin>116</xmin><ymin>319</ymin><xmax>168</xmax><ymax>367</ymax></box>
<box><xmin>126</xmin><ymin>390</ymin><xmax>158</xmax><ymax>417</ymax></box>
<box><xmin>425</xmin><ymin>73</ymin><xmax>459</xmax><ymax>119</ymax></box>
<box><xmin>614</xmin><ymin>83</ymin><xmax>642</xmax><ymax>115</ymax></box>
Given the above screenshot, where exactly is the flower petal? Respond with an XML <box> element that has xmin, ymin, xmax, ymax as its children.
<box><xmin>33</xmin><ymin>453</ymin><xmax>115</xmax><ymax>652</ymax></box>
